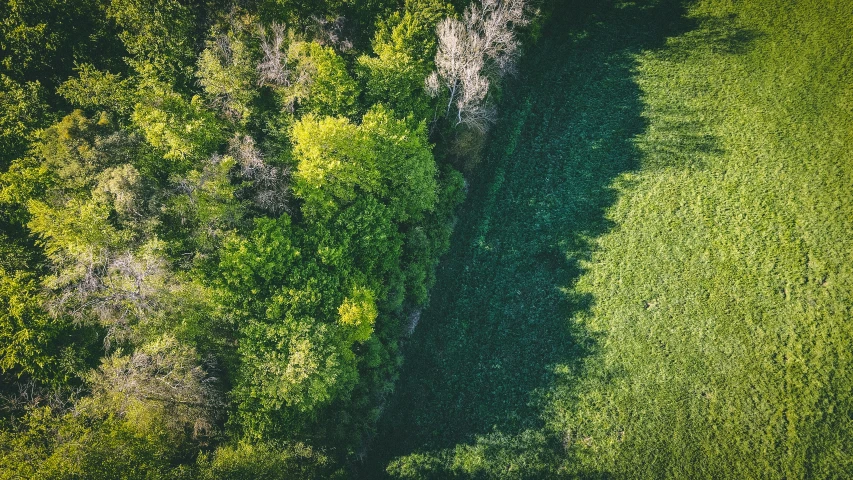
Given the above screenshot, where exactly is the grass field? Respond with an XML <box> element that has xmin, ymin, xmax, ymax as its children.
<box><xmin>363</xmin><ymin>0</ymin><xmax>853</xmax><ymax>477</ymax></box>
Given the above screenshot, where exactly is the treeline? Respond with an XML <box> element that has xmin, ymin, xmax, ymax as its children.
<box><xmin>0</xmin><ymin>0</ymin><xmax>536</xmax><ymax>477</ymax></box>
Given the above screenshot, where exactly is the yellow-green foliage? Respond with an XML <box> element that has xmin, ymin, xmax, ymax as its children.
<box><xmin>57</xmin><ymin>65</ymin><xmax>136</xmax><ymax>116</ymax></box>
<box><xmin>292</xmin><ymin>115</ymin><xmax>380</xmax><ymax>211</ymax></box>
<box><xmin>292</xmin><ymin>105</ymin><xmax>437</xmax><ymax>222</ymax></box>
<box><xmin>0</xmin><ymin>403</ymin><xmax>197</xmax><ymax>480</ymax></box>
<box><xmin>338</xmin><ymin>286</ymin><xmax>379</xmax><ymax>343</ymax></box>
<box><xmin>196</xmin><ymin>23</ymin><xmax>258</xmax><ymax>123</ymax></box>
<box><xmin>285</xmin><ymin>41</ymin><xmax>360</xmax><ymax>117</ymax></box>
<box><xmin>0</xmin><ymin>268</ymin><xmax>60</xmax><ymax>380</ymax></box>
<box><xmin>357</xmin><ymin>0</ymin><xmax>455</xmax><ymax>121</ymax></box>
<box><xmin>196</xmin><ymin>440</ymin><xmax>338</xmax><ymax>480</ymax></box>
<box><xmin>0</xmin><ymin>74</ymin><xmax>46</xmax><ymax>164</ymax></box>
<box><xmin>107</xmin><ymin>0</ymin><xmax>196</xmax><ymax>83</ymax></box>
<box><xmin>132</xmin><ymin>70</ymin><xmax>225</xmax><ymax>162</ymax></box>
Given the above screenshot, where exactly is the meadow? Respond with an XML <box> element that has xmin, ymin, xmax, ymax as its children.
<box><xmin>364</xmin><ymin>0</ymin><xmax>853</xmax><ymax>477</ymax></box>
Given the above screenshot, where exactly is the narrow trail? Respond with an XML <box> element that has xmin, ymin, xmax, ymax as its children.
<box><xmin>362</xmin><ymin>1</ymin><xmax>693</xmax><ymax>476</ymax></box>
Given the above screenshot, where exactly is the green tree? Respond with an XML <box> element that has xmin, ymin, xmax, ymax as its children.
<box><xmin>0</xmin><ymin>0</ymin><xmax>123</xmax><ymax>87</ymax></box>
<box><xmin>0</xmin><ymin>402</ymin><xmax>196</xmax><ymax>480</ymax></box>
<box><xmin>220</xmin><ymin>216</ymin><xmax>357</xmax><ymax>438</ymax></box>
<box><xmin>58</xmin><ymin>64</ymin><xmax>136</xmax><ymax>116</ymax></box>
<box><xmin>132</xmin><ymin>68</ymin><xmax>226</xmax><ymax>165</ymax></box>
<box><xmin>160</xmin><ymin>154</ymin><xmax>245</xmax><ymax>255</ymax></box>
<box><xmin>256</xmin><ymin>0</ymin><xmax>349</xmax><ymax>25</ymax></box>
<box><xmin>284</xmin><ymin>41</ymin><xmax>360</xmax><ymax>117</ymax></box>
<box><xmin>196</xmin><ymin>19</ymin><xmax>259</xmax><ymax>123</ymax></box>
<box><xmin>197</xmin><ymin>440</ymin><xmax>337</xmax><ymax>480</ymax></box>
<box><xmin>106</xmin><ymin>0</ymin><xmax>197</xmax><ymax>85</ymax></box>
<box><xmin>0</xmin><ymin>74</ymin><xmax>48</xmax><ymax>168</ymax></box>
<box><xmin>357</xmin><ymin>0</ymin><xmax>454</xmax><ymax>121</ymax></box>
<box><xmin>0</xmin><ymin>267</ymin><xmax>69</xmax><ymax>383</ymax></box>
<box><xmin>292</xmin><ymin>105</ymin><xmax>437</xmax><ymax>222</ymax></box>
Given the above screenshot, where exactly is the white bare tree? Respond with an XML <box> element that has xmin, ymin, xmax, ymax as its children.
<box><xmin>256</xmin><ymin>24</ymin><xmax>316</xmax><ymax>113</ymax></box>
<box><xmin>427</xmin><ymin>0</ymin><xmax>531</xmax><ymax>131</ymax></box>
<box><xmin>471</xmin><ymin>0</ymin><xmax>530</xmax><ymax>75</ymax></box>
<box><xmin>308</xmin><ymin>15</ymin><xmax>353</xmax><ymax>52</ymax></box>
<box><xmin>47</xmin><ymin>243</ymin><xmax>172</xmax><ymax>349</ymax></box>
<box><xmin>0</xmin><ymin>379</ymin><xmax>82</xmax><ymax>415</ymax></box>
<box><xmin>257</xmin><ymin>23</ymin><xmax>291</xmax><ymax>87</ymax></box>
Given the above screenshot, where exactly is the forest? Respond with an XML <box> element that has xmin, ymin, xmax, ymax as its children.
<box><xmin>1</xmin><ymin>0</ymin><xmax>851</xmax><ymax>479</ymax></box>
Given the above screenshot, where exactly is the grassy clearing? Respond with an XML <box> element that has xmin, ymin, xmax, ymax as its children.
<box><xmin>364</xmin><ymin>0</ymin><xmax>853</xmax><ymax>477</ymax></box>
<box><xmin>554</xmin><ymin>0</ymin><xmax>853</xmax><ymax>477</ymax></box>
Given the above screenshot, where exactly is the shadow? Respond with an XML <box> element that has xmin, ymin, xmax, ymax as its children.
<box><xmin>359</xmin><ymin>0</ymin><xmax>714</xmax><ymax>476</ymax></box>
<box><xmin>631</xmin><ymin>12</ymin><xmax>761</xmax><ymax>171</ymax></box>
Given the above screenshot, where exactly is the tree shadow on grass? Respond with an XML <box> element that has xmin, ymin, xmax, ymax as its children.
<box><xmin>361</xmin><ymin>1</ymin><xmax>757</xmax><ymax>477</ymax></box>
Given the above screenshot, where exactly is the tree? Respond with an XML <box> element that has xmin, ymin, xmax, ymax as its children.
<box><xmin>284</xmin><ymin>41</ymin><xmax>360</xmax><ymax>117</ymax></box>
<box><xmin>0</xmin><ymin>74</ymin><xmax>48</xmax><ymax>168</ymax></box>
<box><xmin>291</xmin><ymin>114</ymin><xmax>380</xmax><ymax>214</ymax></box>
<box><xmin>0</xmin><ymin>398</ymin><xmax>197</xmax><ymax>479</ymax></box>
<box><xmin>160</xmin><ymin>153</ymin><xmax>244</xmax><ymax>254</ymax></box>
<box><xmin>257</xmin><ymin>22</ymin><xmax>293</xmax><ymax>88</ymax></box>
<box><xmin>106</xmin><ymin>0</ymin><xmax>197</xmax><ymax>85</ymax></box>
<box><xmin>0</xmin><ymin>0</ymin><xmax>124</xmax><ymax>88</ymax></box>
<box><xmin>358</xmin><ymin>48</ymin><xmax>432</xmax><ymax>121</ymax></box>
<box><xmin>374</xmin><ymin>0</ymin><xmax>455</xmax><ymax>61</ymax></box>
<box><xmin>219</xmin><ymin>216</ymin><xmax>359</xmax><ymax>438</ymax></box>
<box><xmin>361</xmin><ymin>105</ymin><xmax>437</xmax><ymax>221</ymax></box>
<box><xmin>0</xmin><ymin>267</ymin><xmax>67</xmax><ymax>382</ymax></box>
<box><xmin>58</xmin><ymin>64</ymin><xmax>137</xmax><ymax>116</ymax></box>
<box><xmin>357</xmin><ymin>0</ymin><xmax>455</xmax><ymax>122</ymax></box>
<box><xmin>291</xmin><ymin>105</ymin><xmax>437</xmax><ymax>222</ymax></box>
<box><xmin>197</xmin><ymin>18</ymin><xmax>259</xmax><ymax>123</ymax></box>
<box><xmin>197</xmin><ymin>440</ymin><xmax>336</xmax><ymax>480</ymax></box>
<box><xmin>229</xmin><ymin>134</ymin><xmax>291</xmax><ymax>216</ymax></box>
<box><xmin>90</xmin><ymin>335</ymin><xmax>224</xmax><ymax>438</ymax></box>
<box><xmin>132</xmin><ymin>68</ymin><xmax>226</xmax><ymax>164</ymax></box>
<box><xmin>255</xmin><ymin>0</ymin><xmax>350</xmax><ymax>26</ymax></box>
<box><xmin>426</xmin><ymin>0</ymin><xmax>529</xmax><ymax>131</ymax></box>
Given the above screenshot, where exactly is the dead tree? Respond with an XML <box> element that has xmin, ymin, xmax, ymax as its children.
<box><xmin>91</xmin><ymin>336</ymin><xmax>224</xmax><ymax>438</ymax></box>
<box><xmin>229</xmin><ymin>134</ymin><xmax>290</xmax><ymax>215</ymax></box>
<box><xmin>47</xmin><ymin>246</ymin><xmax>171</xmax><ymax>349</ymax></box>
<box><xmin>427</xmin><ymin>0</ymin><xmax>530</xmax><ymax>131</ymax></box>
<box><xmin>257</xmin><ymin>23</ymin><xmax>291</xmax><ymax>87</ymax></box>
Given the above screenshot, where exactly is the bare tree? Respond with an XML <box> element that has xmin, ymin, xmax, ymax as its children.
<box><xmin>428</xmin><ymin>0</ymin><xmax>531</xmax><ymax>131</ymax></box>
<box><xmin>229</xmin><ymin>134</ymin><xmax>290</xmax><ymax>215</ymax></box>
<box><xmin>47</xmin><ymin>244</ymin><xmax>172</xmax><ymax>349</ymax></box>
<box><xmin>0</xmin><ymin>379</ymin><xmax>82</xmax><ymax>415</ymax></box>
<box><xmin>432</xmin><ymin>18</ymin><xmax>486</xmax><ymax>126</ymax></box>
<box><xmin>91</xmin><ymin>336</ymin><xmax>223</xmax><ymax>438</ymax></box>
<box><xmin>308</xmin><ymin>15</ymin><xmax>353</xmax><ymax>52</ymax></box>
<box><xmin>257</xmin><ymin>23</ymin><xmax>291</xmax><ymax>87</ymax></box>
<box><xmin>256</xmin><ymin>24</ymin><xmax>316</xmax><ymax>113</ymax></box>
<box><xmin>471</xmin><ymin>0</ymin><xmax>530</xmax><ymax>76</ymax></box>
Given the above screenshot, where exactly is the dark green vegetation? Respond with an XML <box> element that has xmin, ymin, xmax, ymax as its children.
<box><xmin>366</xmin><ymin>0</ymin><xmax>853</xmax><ymax>477</ymax></box>
<box><xmin>1</xmin><ymin>0</ymin><xmax>533</xmax><ymax>477</ymax></box>
<box><xmin>2</xmin><ymin>0</ymin><xmax>851</xmax><ymax>478</ymax></box>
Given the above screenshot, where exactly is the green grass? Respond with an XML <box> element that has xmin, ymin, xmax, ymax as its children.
<box><xmin>363</xmin><ymin>0</ymin><xmax>853</xmax><ymax>477</ymax></box>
